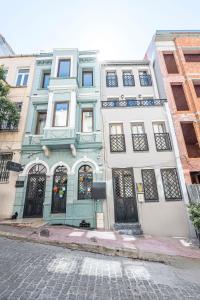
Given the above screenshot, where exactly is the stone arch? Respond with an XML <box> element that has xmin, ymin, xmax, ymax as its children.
<box><xmin>71</xmin><ymin>156</ymin><xmax>99</xmax><ymax>174</ymax></box>
<box><xmin>50</xmin><ymin>161</ymin><xmax>70</xmax><ymax>175</ymax></box>
<box><xmin>20</xmin><ymin>158</ymin><xmax>50</xmax><ymax>176</ymax></box>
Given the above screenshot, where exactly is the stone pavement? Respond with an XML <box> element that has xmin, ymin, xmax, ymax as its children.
<box><xmin>0</xmin><ymin>223</ymin><xmax>200</xmax><ymax>265</ymax></box>
<box><xmin>0</xmin><ymin>237</ymin><xmax>200</xmax><ymax>300</ymax></box>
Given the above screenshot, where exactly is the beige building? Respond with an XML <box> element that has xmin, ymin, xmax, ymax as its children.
<box><xmin>0</xmin><ymin>55</ymin><xmax>36</xmax><ymax>218</ymax></box>
<box><xmin>101</xmin><ymin>60</ymin><xmax>189</xmax><ymax>237</ymax></box>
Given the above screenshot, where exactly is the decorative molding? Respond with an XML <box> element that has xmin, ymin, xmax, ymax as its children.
<box><xmin>71</xmin><ymin>156</ymin><xmax>100</xmax><ymax>174</ymax></box>
<box><xmin>79</xmin><ymin>57</ymin><xmax>96</xmax><ymax>63</ymax></box>
<box><xmin>50</xmin><ymin>161</ymin><xmax>71</xmax><ymax>175</ymax></box>
<box><xmin>20</xmin><ymin>158</ymin><xmax>50</xmax><ymax>176</ymax></box>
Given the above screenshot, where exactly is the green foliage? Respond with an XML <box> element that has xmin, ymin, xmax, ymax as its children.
<box><xmin>0</xmin><ymin>66</ymin><xmax>20</xmax><ymax>128</ymax></box>
<box><xmin>188</xmin><ymin>203</ymin><xmax>200</xmax><ymax>231</ymax></box>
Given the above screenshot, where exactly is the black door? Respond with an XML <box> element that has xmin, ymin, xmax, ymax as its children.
<box><xmin>112</xmin><ymin>168</ymin><xmax>138</xmax><ymax>223</ymax></box>
<box><xmin>24</xmin><ymin>164</ymin><xmax>47</xmax><ymax>218</ymax></box>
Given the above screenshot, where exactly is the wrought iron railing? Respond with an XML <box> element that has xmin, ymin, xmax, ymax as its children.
<box><xmin>132</xmin><ymin>133</ymin><xmax>149</xmax><ymax>151</ymax></box>
<box><xmin>0</xmin><ymin>123</ymin><xmax>18</xmax><ymax>131</ymax></box>
<box><xmin>106</xmin><ymin>75</ymin><xmax>118</xmax><ymax>87</ymax></box>
<box><xmin>154</xmin><ymin>133</ymin><xmax>172</xmax><ymax>151</ymax></box>
<box><xmin>139</xmin><ymin>74</ymin><xmax>152</xmax><ymax>86</ymax></box>
<box><xmin>187</xmin><ymin>184</ymin><xmax>200</xmax><ymax>203</ymax></box>
<box><xmin>102</xmin><ymin>98</ymin><xmax>167</xmax><ymax>108</ymax></box>
<box><xmin>110</xmin><ymin>134</ymin><xmax>126</xmax><ymax>152</ymax></box>
<box><xmin>123</xmin><ymin>74</ymin><xmax>135</xmax><ymax>86</ymax></box>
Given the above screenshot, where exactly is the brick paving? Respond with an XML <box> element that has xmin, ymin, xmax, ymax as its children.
<box><xmin>0</xmin><ymin>237</ymin><xmax>200</xmax><ymax>299</ymax></box>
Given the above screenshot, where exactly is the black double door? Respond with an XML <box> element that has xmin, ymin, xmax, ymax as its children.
<box><xmin>112</xmin><ymin>168</ymin><xmax>138</xmax><ymax>223</ymax></box>
<box><xmin>24</xmin><ymin>174</ymin><xmax>46</xmax><ymax>217</ymax></box>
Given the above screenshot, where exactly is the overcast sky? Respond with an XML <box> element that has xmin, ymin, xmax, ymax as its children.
<box><xmin>1</xmin><ymin>0</ymin><xmax>200</xmax><ymax>60</ymax></box>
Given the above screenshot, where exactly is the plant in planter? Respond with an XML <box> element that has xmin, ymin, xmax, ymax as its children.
<box><xmin>188</xmin><ymin>203</ymin><xmax>200</xmax><ymax>247</ymax></box>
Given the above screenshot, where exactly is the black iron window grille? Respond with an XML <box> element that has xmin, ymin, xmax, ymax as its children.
<box><xmin>161</xmin><ymin>168</ymin><xmax>182</xmax><ymax>200</ymax></box>
<box><xmin>142</xmin><ymin>169</ymin><xmax>159</xmax><ymax>202</ymax></box>
<box><xmin>139</xmin><ymin>74</ymin><xmax>152</xmax><ymax>86</ymax></box>
<box><xmin>101</xmin><ymin>98</ymin><xmax>167</xmax><ymax>108</ymax></box>
<box><xmin>154</xmin><ymin>133</ymin><xmax>172</xmax><ymax>151</ymax></box>
<box><xmin>0</xmin><ymin>153</ymin><xmax>13</xmax><ymax>182</ymax></box>
<box><xmin>78</xmin><ymin>165</ymin><xmax>93</xmax><ymax>199</ymax></box>
<box><xmin>51</xmin><ymin>166</ymin><xmax>67</xmax><ymax>213</ymax></box>
<box><xmin>123</xmin><ymin>74</ymin><xmax>135</xmax><ymax>86</ymax></box>
<box><xmin>106</xmin><ymin>75</ymin><xmax>118</xmax><ymax>87</ymax></box>
<box><xmin>132</xmin><ymin>134</ymin><xmax>149</xmax><ymax>151</ymax></box>
<box><xmin>110</xmin><ymin>134</ymin><xmax>126</xmax><ymax>152</ymax></box>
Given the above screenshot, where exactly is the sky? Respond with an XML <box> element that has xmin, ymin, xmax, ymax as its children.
<box><xmin>0</xmin><ymin>0</ymin><xmax>200</xmax><ymax>60</ymax></box>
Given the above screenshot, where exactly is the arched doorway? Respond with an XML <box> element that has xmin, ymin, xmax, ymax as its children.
<box><xmin>23</xmin><ymin>164</ymin><xmax>47</xmax><ymax>217</ymax></box>
<box><xmin>78</xmin><ymin>165</ymin><xmax>93</xmax><ymax>199</ymax></box>
<box><xmin>51</xmin><ymin>166</ymin><xmax>68</xmax><ymax>213</ymax></box>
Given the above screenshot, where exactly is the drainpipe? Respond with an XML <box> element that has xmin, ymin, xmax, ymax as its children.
<box><xmin>70</xmin><ymin>144</ymin><xmax>76</xmax><ymax>157</ymax></box>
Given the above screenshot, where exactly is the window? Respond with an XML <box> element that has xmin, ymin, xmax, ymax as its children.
<box><xmin>163</xmin><ymin>53</ymin><xmax>179</xmax><ymax>74</ymax></box>
<box><xmin>82</xmin><ymin>70</ymin><xmax>93</xmax><ymax>87</ymax></box>
<box><xmin>142</xmin><ymin>169</ymin><xmax>159</xmax><ymax>202</ymax></box>
<box><xmin>131</xmin><ymin>123</ymin><xmax>148</xmax><ymax>151</ymax></box>
<box><xmin>51</xmin><ymin>166</ymin><xmax>67</xmax><ymax>213</ymax></box>
<box><xmin>78</xmin><ymin>165</ymin><xmax>93</xmax><ymax>199</ymax></box>
<box><xmin>35</xmin><ymin>112</ymin><xmax>47</xmax><ymax>134</ymax></box>
<box><xmin>16</xmin><ymin>69</ymin><xmax>29</xmax><ymax>86</ymax></box>
<box><xmin>53</xmin><ymin>102</ymin><xmax>69</xmax><ymax>127</ymax></box>
<box><xmin>15</xmin><ymin>102</ymin><xmax>23</xmax><ymax>112</ymax></box>
<box><xmin>0</xmin><ymin>153</ymin><xmax>13</xmax><ymax>182</ymax></box>
<box><xmin>171</xmin><ymin>84</ymin><xmax>189</xmax><ymax>111</ymax></box>
<box><xmin>110</xmin><ymin>124</ymin><xmax>126</xmax><ymax>152</ymax></box>
<box><xmin>139</xmin><ymin>71</ymin><xmax>152</xmax><ymax>86</ymax></box>
<box><xmin>106</xmin><ymin>71</ymin><xmax>118</xmax><ymax>87</ymax></box>
<box><xmin>153</xmin><ymin>122</ymin><xmax>172</xmax><ymax>151</ymax></box>
<box><xmin>41</xmin><ymin>71</ymin><xmax>50</xmax><ymax>88</ymax></box>
<box><xmin>181</xmin><ymin>122</ymin><xmax>200</xmax><ymax>158</ymax></box>
<box><xmin>184</xmin><ymin>53</ymin><xmax>200</xmax><ymax>62</ymax></box>
<box><xmin>161</xmin><ymin>169</ymin><xmax>182</xmax><ymax>200</ymax></box>
<box><xmin>193</xmin><ymin>82</ymin><xmax>200</xmax><ymax>97</ymax></box>
<box><xmin>122</xmin><ymin>71</ymin><xmax>135</xmax><ymax>86</ymax></box>
<box><xmin>82</xmin><ymin>110</ymin><xmax>93</xmax><ymax>133</ymax></box>
<box><xmin>3</xmin><ymin>69</ymin><xmax>8</xmax><ymax>80</ymax></box>
<box><xmin>57</xmin><ymin>59</ymin><xmax>70</xmax><ymax>78</ymax></box>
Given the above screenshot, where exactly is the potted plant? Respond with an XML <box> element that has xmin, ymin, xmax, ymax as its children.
<box><xmin>188</xmin><ymin>203</ymin><xmax>200</xmax><ymax>247</ymax></box>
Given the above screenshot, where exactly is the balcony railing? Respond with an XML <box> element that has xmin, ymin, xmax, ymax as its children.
<box><xmin>187</xmin><ymin>184</ymin><xmax>200</xmax><ymax>204</ymax></box>
<box><xmin>139</xmin><ymin>74</ymin><xmax>152</xmax><ymax>86</ymax></box>
<box><xmin>123</xmin><ymin>74</ymin><xmax>135</xmax><ymax>86</ymax></box>
<box><xmin>154</xmin><ymin>133</ymin><xmax>172</xmax><ymax>151</ymax></box>
<box><xmin>132</xmin><ymin>133</ymin><xmax>149</xmax><ymax>151</ymax></box>
<box><xmin>0</xmin><ymin>123</ymin><xmax>18</xmax><ymax>132</ymax></box>
<box><xmin>102</xmin><ymin>98</ymin><xmax>167</xmax><ymax>108</ymax></box>
<box><xmin>106</xmin><ymin>75</ymin><xmax>118</xmax><ymax>87</ymax></box>
<box><xmin>110</xmin><ymin>134</ymin><xmax>126</xmax><ymax>152</ymax></box>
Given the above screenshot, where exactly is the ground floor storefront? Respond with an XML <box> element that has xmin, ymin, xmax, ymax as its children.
<box><xmin>13</xmin><ymin>149</ymin><xmax>105</xmax><ymax>228</ymax></box>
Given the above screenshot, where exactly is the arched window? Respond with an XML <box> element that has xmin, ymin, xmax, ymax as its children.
<box><xmin>29</xmin><ymin>164</ymin><xmax>47</xmax><ymax>174</ymax></box>
<box><xmin>51</xmin><ymin>166</ymin><xmax>68</xmax><ymax>213</ymax></box>
<box><xmin>78</xmin><ymin>165</ymin><xmax>93</xmax><ymax>199</ymax></box>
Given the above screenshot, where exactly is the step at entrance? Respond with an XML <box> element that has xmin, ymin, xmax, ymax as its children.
<box><xmin>114</xmin><ymin>223</ymin><xmax>143</xmax><ymax>236</ymax></box>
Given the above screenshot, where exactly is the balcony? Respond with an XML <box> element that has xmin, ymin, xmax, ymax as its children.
<box><xmin>102</xmin><ymin>98</ymin><xmax>167</xmax><ymax>108</ymax></box>
<box><xmin>49</xmin><ymin>77</ymin><xmax>78</xmax><ymax>89</ymax></box>
<box><xmin>187</xmin><ymin>184</ymin><xmax>200</xmax><ymax>203</ymax></box>
<box><xmin>41</xmin><ymin>127</ymin><xmax>76</xmax><ymax>148</ymax></box>
<box><xmin>76</xmin><ymin>132</ymin><xmax>102</xmax><ymax>148</ymax></box>
<box><xmin>132</xmin><ymin>134</ymin><xmax>149</xmax><ymax>151</ymax></box>
<box><xmin>106</xmin><ymin>75</ymin><xmax>118</xmax><ymax>87</ymax></box>
<box><xmin>139</xmin><ymin>74</ymin><xmax>152</xmax><ymax>86</ymax></box>
<box><xmin>154</xmin><ymin>133</ymin><xmax>172</xmax><ymax>151</ymax></box>
<box><xmin>123</xmin><ymin>74</ymin><xmax>135</xmax><ymax>86</ymax></box>
<box><xmin>0</xmin><ymin>123</ymin><xmax>18</xmax><ymax>132</ymax></box>
<box><xmin>110</xmin><ymin>134</ymin><xmax>126</xmax><ymax>152</ymax></box>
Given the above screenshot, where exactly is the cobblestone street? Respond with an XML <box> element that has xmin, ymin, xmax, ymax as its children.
<box><xmin>0</xmin><ymin>237</ymin><xmax>200</xmax><ymax>300</ymax></box>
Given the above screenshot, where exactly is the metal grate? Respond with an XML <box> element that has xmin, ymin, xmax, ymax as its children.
<box><xmin>0</xmin><ymin>153</ymin><xmax>13</xmax><ymax>182</ymax></box>
<box><xmin>110</xmin><ymin>134</ymin><xmax>126</xmax><ymax>152</ymax></box>
<box><xmin>161</xmin><ymin>168</ymin><xmax>182</xmax><ymax>200</ymax></box>
<box><xmin>142</xmin><ymin>169</ymin><xmax>159</xmax><ymax>201</ymax></box>
<box><xmin>123</xmin><ymin>74</ymin><xmax>135</xmax><ymax>86</ymax></box>
<box><xmin>132</xmin><ymin>134</ymin><xmax>149</xmax><ymax>151</ymax></box>
<box><xmin>29</xmin><ymin>164</ymin><xmax>47</xmax><ymax>174</ymax></box>
<box><xmin>78</xmin><ymin>165</ymin><xmax>93</xmax><ymax>199</ymax></box>
<box><xmin>139</xmin><ymin>74</ymin><xmax>152</xmax><ymax>86</ymax></box>
<box><xmin>106</xmin><ymin>75</ymin><xmax>118</xmax><ymax>87</ymax></box>
<box><xmin>101</xmin><ymin>98</ymin><xmax>167</xmax><ymax>108</ymax></box>
<box><xmin>0</xmin><ymin>121</ymin><xmax>18</xmax><ymax>131</ymax></box>
<box><xmin>154</xmin><ymin>133</ymin><xmax>172</xmax><ymax>151</ymax></box>
<box><xmin>51</xmin><ymin>166</ymin><xmax>68</xmax><ymax>213</ymax></box>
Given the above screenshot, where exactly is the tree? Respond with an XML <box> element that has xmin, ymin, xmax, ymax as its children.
<box><xmin>0</xmin><ymin>66</ymin><xmax>20</xmax><ymax>130</ymax></box>
<box><xmin>188</xmin><ymin>203</ymin><xmax>200</xmax><ymax>247</ymax></box>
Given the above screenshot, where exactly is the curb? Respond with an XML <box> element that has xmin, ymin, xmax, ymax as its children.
<box><xmin>0</xmin><ymin>230</ymin><xmax>199</xmax><ymax>265</ymax></box>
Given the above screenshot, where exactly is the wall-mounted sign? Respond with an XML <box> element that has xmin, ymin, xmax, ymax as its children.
<box><xmin>6</xmin><ymin>161</ymin><xmax>23</xmax><ymax>172</ymax></box>
<box><xmin>136</xmin><ymin>183</ymin><xmax>144</xmax><ymax>193</ymax></box>
<box><xmin>92</xmin><ymin>182</ymin><xmax>106</xmax><ymax>199</ymax></box>
<box><xmin>15</xmin><ymin>181</ymin><xmax>24</xmax><ymax>188</ymax></box>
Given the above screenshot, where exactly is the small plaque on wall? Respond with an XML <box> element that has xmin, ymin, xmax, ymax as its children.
<box><xmin>15</xmin><ymin>181</ymin><xmax>24</xmax><ymax>188</ymax></box>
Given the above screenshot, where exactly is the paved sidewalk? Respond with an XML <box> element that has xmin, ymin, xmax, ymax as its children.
<box><xmin>0</xmin><ymin>222</ymin><xmax>200</xmax><ymax>265</ymax></box>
